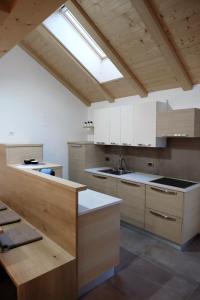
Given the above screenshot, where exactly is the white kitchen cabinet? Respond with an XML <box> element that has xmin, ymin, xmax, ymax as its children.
<box><xmin>94</xmin><ymin>108</ymin><xmax>110</xmax><ymax>145</ymax></box>
<box><xmin>109</xmin><ymin>106</ymin><xmax>121</xmax><ymax>145</ymax></box>
<box><xmin>120</xmin><ymin>104</ymin><xmax>134</xmax><ymax>146</ymax></box>
<box><xmin>133</xmin><ymin>102</ymin><xmax>167</xmax><ymax>147</ymax></box>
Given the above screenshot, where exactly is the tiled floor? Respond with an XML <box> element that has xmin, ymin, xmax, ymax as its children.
<box><xmin>81</xmin><ymin>225</ymin><xmax>200</xmax><ymax>300</ymax></box>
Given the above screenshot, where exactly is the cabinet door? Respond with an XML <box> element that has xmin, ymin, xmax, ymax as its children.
<box><xmin>117</xmin><ymin>180</ymin><xmax>145</xmax><ymax>228</ymax></box>
<box><xmin>109</xmin><ymin>106</ymin><xmax>121</xmax><ymax>145</ymax></box>
<box><xmin>133</xmin><ymin>102</ymin><xmax>157</xmax><ymax>147</ymax></box>
<box><xmin>121</xmin><ymin>105</ymin><xmax>134</xmax><ymax>146</ymax></box>
<box><xmin>94</xmin><ymin>108</ymin><xmax>109</xmax><ymax>144</ymax></box>
<box><xmin>86</xmin><ymin>173</ymin><xmax>117</xmax><ymax>196</ymax></box>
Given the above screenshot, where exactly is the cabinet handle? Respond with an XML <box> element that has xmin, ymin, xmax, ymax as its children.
<box><xmin>96</xmin><ymin>142</ymin><xmax>105</xmax><ymax>145</ymax></box>
<box><xmin>71</xmin><ymin>144</ymin><xmax>82</xmax><ymax>148</ymax></box>
<box><xmin>121</xmin><ymin>180</ymin><xmax>141</xmax><ymax>187</ymax></box>
<box><xmin>93</xmin><ymin>174</ymin><xmax>107</xmax><ymax>179</ymax></box>
<box><xmin>137</xmin><ymin>143</ymin><xmax>151</xmax><ymax>147</ymax></box>
<box><xmin>149</xmin><ymin>209</ymin><xmax>176</xmax><ymax>221</ymax></box>
<box><xmin>110</xmin><ymin>142</ymin><xmax>116</xmax><ymax>145</ymax></box>
<box><xmin>150</xmin><ymin>186</ymin><xmax>177</xmax><ymax>195</ymax></box>
<box><xmin>122</xmin><ymin>143</ymin><xmax>131</xmax><ymax>146</ymax></box>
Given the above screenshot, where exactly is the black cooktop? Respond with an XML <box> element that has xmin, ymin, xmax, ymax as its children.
<box><xmin>150</xmin><ymin>177</ymin><xmax>197</xmax><ymax>189</ymax></box>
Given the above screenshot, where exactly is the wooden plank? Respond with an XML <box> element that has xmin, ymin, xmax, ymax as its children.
<box><xmin>131</xmin><ymin>0</ymin><xmax>193</xmax><ymax>90</ymax></box>
<box><xmin>0</xmin><ymin>0</ymin><xmax>66</xmax><ymax>57</ymax></box>
<box><xmin>66</xmin><ymin>0</ymin><xmax>147</xmax><ymax>97</ymax></box>
<box><xmin>20</xmin><ymin>42</ymin><xmax>91</xmax><ymax>106</ymax></box>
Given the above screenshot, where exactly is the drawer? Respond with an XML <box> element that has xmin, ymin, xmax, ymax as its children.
<box><xmin>117</xmin><ymin>180</ymin><xmax>145</xmax><ymax>228</ymax></box>
<box><xmin>145</xmin><ymin>208</ymin><xmax>182</xmax><ymax>244</ymax></box>
<box><xmin>86</xmin><ymin>173</ymin><xmax>117</xmax><ymax>196</ymax></box>
<box><xmin>146</xmin><ymin>185</ymin><xmax>183</xmax><ymax>217</ymax></box>
<box><xmin>68</xmin><ymin>144</ymin><xmax>85</xmax><ymax>161</ymax></box>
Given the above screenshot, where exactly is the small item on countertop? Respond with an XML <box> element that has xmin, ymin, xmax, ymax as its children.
<box><xmin>24</xmin><ymin>158</ymin><xmax>39</xmax><ymax>165</ymax></box>
<box><xmin>0</xmin><ymin>201</ymin><xmax>7</xmax><ymax>211</ymax></box>
<box><xmin>0</xmin><ymin>223</ymin><xmax>43</xmax><ymax>252</ymax></box>
<box><xmin>39</xmin><ymin>168</ymin><xmax>55</xmax><ymax>176</ymax></box>
<box><xmin>0</xmin><ymin>210</ymin><xmax>21</xmax><ymax>226</ymax></box>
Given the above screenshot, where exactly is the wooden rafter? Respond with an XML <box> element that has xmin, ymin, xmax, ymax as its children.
<box><xmin>41</xmin><ymin>25</ymin><xmax>114</xmax><ymax>102</ymax></box>
<box><xmin>0</xmin><ymin>0</ymin><xmax>66</xmax><ymax>57</ymax></box>
<box><xmin>20</xmin><ymin>41</ymin><xmax>91</xmax><ymax>107</ymax></box>
<box><xmin>131</xmin><ymin>0</ymin><xmax>193</xmax><ymax>91</ymax></box>
<box><xmin>65</xmin><ymin>0</ymin><xmax>147</xmax><ymax>97</ymax></box>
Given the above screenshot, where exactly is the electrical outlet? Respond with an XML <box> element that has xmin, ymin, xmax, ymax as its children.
<box><xmin>147</xmin><ymin>162</ymin><xmax>154</xmax><ymax>167</ymax></box>
<box><xmin>105</xmin><ymin>157</ymin><xmax>110</xmax><ymax>161</ymax></box>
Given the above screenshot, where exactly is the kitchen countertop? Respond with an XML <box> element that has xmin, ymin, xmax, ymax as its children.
<box><xmin>78</xmin><ymin>189</ymin><xmax>122</xmax><ymax>216</ymax></box>
<box><xmin>85</xmin><ymin>167</ymin><xmax>200</xmax><ymax>192</ymax></box>
<box><xmin>13</xmin><ymin>162</ymin><xmax>62</xmax><ymax>169</ymax></box>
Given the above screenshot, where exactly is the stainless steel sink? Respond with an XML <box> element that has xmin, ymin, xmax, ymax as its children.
<box><xmin>99</xmin><ymin>168</ymin><xmax>131</xmax><ymax>175</ymax></box>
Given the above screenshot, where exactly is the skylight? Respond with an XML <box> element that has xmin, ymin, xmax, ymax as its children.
<box><xmin>43</xmin><ymin>7</ymin><xmax>123</xmax><ymax>83</ymax></box>
<box><xmin>60</xmin><ymin>6</ymin><xmax>107</xmax><ymax>60</ymax></box>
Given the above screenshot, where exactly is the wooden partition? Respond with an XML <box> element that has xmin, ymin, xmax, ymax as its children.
<box><xmin>0</xmin><ymin>144</ymin><xmax>86</xmax><ymax>257</ymax></box>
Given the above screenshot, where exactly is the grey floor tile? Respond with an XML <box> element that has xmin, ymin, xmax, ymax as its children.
<box><xmin>150</xmin><ymin>276</ymin><xmax>198</xmax><ymax>300</ymax></box>
<box><xmin>116</xmin><ymin>247</ymin><xmax>138</xmax><ymax>272</ymax></box>
<box><xmin>121</xmin><ymin>226</ymin><xmax>200</xmax><ymax>283</ymax></box>
<box><xmin>187</xmin><ymin>285</ymin><xmax>200</xmax><ymax>300</ymax></box>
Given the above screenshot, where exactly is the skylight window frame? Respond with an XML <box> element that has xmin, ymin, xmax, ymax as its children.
<box><xmin>59</xmin><ymin>6</ymin><xmax>107</xmax><ymax>60</ymax></box>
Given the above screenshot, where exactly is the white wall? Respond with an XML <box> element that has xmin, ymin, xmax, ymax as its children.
<box><xmin>87</xmin><ymin>84</ymin><xmax>200</xmax><ymax>140</ymax></box>
<box><xmin>0</xmin><ymin>46</ymin><xmax>87</xmax><ymax>178</ymax></box>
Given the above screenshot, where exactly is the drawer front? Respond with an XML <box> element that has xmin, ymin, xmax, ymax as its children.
<box><xmin>68</xmin><ymin>144</ymin><xmax>85</xmax><ymax>161</ymax></box>
<box><xmin>146</xmin><ymin>185</ymin><xmax>183</xmax><ymax>217</ymax></box>
<box><xmin>86</xmin><ymin>173</ymin><xmax>117</xmax><ymax>196</ymax></box>
<box><xmin>145</xmin><ymin>208</ymin><xmax>182</xmax><ymax>244</ymax></box>
<box><xmin>118</xmin><ymin>180</ymin><xmax>145</xmax><ymax>228</ymax></box>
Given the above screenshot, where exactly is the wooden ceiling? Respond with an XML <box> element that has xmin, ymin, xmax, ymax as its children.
<box><xmin>1</xmin><ymin>0</ymin><xmax>200</xmax><ymax>106</ymax></box>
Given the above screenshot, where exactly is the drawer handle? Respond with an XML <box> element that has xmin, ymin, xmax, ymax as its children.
<box><xmin>150</xmin><ymin>209</ymin><xmax>176</xmax><ymax>221</ymax></box>
<box><xmin>111</xmin><ymin>142</ymin><xmax>116</xmax><ymax>145</ymax></box>
<box><xmin>150</xmin><ymin>186</ymin><xmax>177</xmax><ymax>195</ymax></box>
<box><xmin>71</xmin><ymin>144</ymin><xmax>82</xmax><ymax>148</ymax></box>
<box><xmin>137</xmin><ymin>143</ymin><xmax>151</xmax><ymax>147</ymax></box>
<box><xmin>121</xmin><ymin>180</ymin><xmax>141</xmax><ymax>187</ymax></box>
<box><xmin>96</xmin><ymin>142</ymin><xmax>105</xmax><ymax>145</ymax></box>
<box><xmin>93</xmin><ymin>174</ymin><xmax>107</xmax><ymax>179</ymax></box>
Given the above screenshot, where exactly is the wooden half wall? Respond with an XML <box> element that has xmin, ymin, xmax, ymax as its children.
<box><xmin>0</xmin><ymin>144</ymin><xmax>86</xmax><ymax>257</ymax></box>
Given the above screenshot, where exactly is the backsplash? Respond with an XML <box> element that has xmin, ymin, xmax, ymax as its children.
<box><xmin>103</xmin><ymin>138</ymin><xmax>200</xmax><ymax>182</ymax></box>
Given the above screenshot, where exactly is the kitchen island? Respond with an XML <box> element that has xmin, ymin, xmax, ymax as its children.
<box><xmin>78</xmin><ymin>189</ymin><xmax>121</xmax><ymax>295</ymax></box>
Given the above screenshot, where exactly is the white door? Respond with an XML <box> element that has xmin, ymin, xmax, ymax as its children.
<box><xmin>94</xmin><ymin>108</ymin><xmax>109</xmax><ymax>144</ymax></box>
<box><xmin>133</xmin><ymin>102</ymin><xmax>157</xmax><ymax>147</ymax></box>
<box><xmin>121</xmin><ymin>104</ymin><xmax>134</xmax><ymax>145</ymax></box>
<box><xmin>109</xmin><ymin>106</ymin><xmax>121</xmax><ymax>145</ymax></box>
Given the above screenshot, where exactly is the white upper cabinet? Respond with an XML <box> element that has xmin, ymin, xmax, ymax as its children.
<box><xmin>121</xmin><ymin>104</ymin><xmax>134</xmax><ymax>146</ymax></box>
<box><xmin>109</xmin><ymin>106</ymin><xmax>121</xmax><ymax>145</ymax></box>
<box><xmin>133</xmin><ymin>102</ymin><xmax>167</xmax><ymax>147</ymax></box>
<box><xmin>94</xmin><ymin>108</ymin><xmax>110</xmax><ymax>144</ymax></box>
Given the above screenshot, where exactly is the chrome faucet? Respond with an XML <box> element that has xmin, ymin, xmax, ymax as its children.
<box><xmin>118</xmin><ymin>155</ymin><xmax>127</xmax><ymax>172</ymax></box>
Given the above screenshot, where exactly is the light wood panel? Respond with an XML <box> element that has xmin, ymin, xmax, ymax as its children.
<box><xmin>0</xmin><ymin>145</ymin><xmax>86</xmax><ymax>257</ymax></box>
<box><xmin>146</xmin><ymin>185</ymin><xmax>183</xmax><ymax>217</ymax></box>
<box><xmin>117</xmin><ymin>180</ymin><xmax>145</xmax><ymax>228</ymax></box>
<box><xmin>102</xmin><ymin>78</ymin><xmax>138</xmax><ymax>99</ymax></box>
<box><xmin>152</xmin><ymin>0</ymin><xmax>200</xmax><ymax>85</ymax></box>
<box><xmin>22</xmin><ymin>25</ymin><xmax>113</xmax><ymax>104</ymax></box>
<box><xmin>6</xmin><ymin>144</ymin><xmax>43</xmax><ymax>164</ymax></box>
<box><xmin>131</xmin><ymin>0</ymin><xmax>192</xmax><ymax>90</ymax></box>
<box><xmin>0</xmin><ymin>0</ymin><xmax>66</xmax><ymax>57</ymax></box>
<box><xmin>75</xmin><ymin>0</ymin><xmax>179</xmax><ymax>92</ymax></box>
<box><xmin>78</xmin><ymin>205</ymin><xmax>120</xmax><ymax>288</ymax></box>
<box><xmin>66</xmin><ymin>0</ymin><xmax>147</xmax><ymax>97</ymax></box>
<box><xmin>0</xmin><ymin>212</ymin><xmax>76</xmax><ymax>299</ymax></box>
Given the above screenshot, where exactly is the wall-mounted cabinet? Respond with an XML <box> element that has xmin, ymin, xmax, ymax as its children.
<box><xmin>94</xmin><ymin>102</ymin><xmax>166</xmax><ymax>148</ymax></box>
<box><xmin>157</xmin><ymin>108</ymin><xmax>200</xmax><ymax>138</ymax></box>
<box><xmin>133</xmin><ymin>102</ymin><xmax>167</xmax><ymax>148</ymax></box>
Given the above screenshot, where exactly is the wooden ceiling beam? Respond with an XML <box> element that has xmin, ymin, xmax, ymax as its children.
<box><xmin>41</xmin><ymin>25</ymin><xmax>114</xmax><ymax>102</ymax></box>
<box><xmin>0</xmin><ymin>0</ymin><xmax>66</xmax><ymax>57</ymax></box>
<box><xmin>131</xmin><ymin>0</ymin><xmax>193</xmax><ymax>91</ymax></box>
<box><xmin>20</xmin><ymin>41</ymin><xmax>91</xmax><ymax>107</ymax></box>
<box><xmin>65</xmin><ymin>0</ymin><xmax>147</xmax><ymax>97</ymax></box>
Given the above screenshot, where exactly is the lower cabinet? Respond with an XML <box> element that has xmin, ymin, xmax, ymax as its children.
<box><xmin>117</xmin><ymin>180</ymin><xmax>145</xmax><ymax>228</ymax></box>
<box><xmin>145</xmin><ymin>208</ymin><xmax>182</xmax><ymax>243</ymax></box>
<box><xmin>86</xmin><ymin>173</ymin><xmax>118</xmax><ymax>197</ymax></box>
